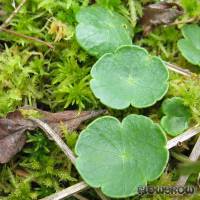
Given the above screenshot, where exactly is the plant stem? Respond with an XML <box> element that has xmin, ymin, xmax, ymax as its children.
<box><xmin>95</xmin><ymin>189</ymin><xmax>111</xmax><ymax>200</ymax></box>
<box><xmin>0</xmin><ymin>28</ymin><xmax>54</xmax><ymax>49</ymax></box>
<box><xmin>128</xmin><ymin>0</ymin><xmax>137</xmax><ymax>27</ymax></box>
<box><xmin>0</xmin><ymin>0</ymin><xmax>27</xmax><ymax>29</ymax></box>
<box><xmin>0</xmin><ymin>0</ymin><xmax>53</xmax><ymax>49</ymax></box>
<box><xmin>176</xmin><ymin>135</ymin><xmax>200</xmax><ymax>186</ymax></box>
<box><xmin>171</xmin><ymin>151</ymin><xmax>191</xmax><ymax>163</ymax></box>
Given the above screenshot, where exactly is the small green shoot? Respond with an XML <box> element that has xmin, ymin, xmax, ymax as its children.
<box><xmin>161</xmin><ymin>97</ymin><xmax>191</xmax><ymax>136</ymax></box>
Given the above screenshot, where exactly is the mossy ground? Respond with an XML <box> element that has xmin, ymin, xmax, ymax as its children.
<box><xmin>0</xmin><ymin>0</ymin><xmax>200</xmax><ymax>199</ymax></box>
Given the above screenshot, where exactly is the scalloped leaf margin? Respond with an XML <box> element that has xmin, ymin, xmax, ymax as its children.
<box><xmin>75</xmin><ymin>114</ymin><xmax>169</xmax><ymax>198</ymax></box>
<box><xmin>161</xmin><ymin>97</ymin><xmax>191</xmax><ymax>136</ymax></box>
<box><xmin>177</xmin><ymin>24</ymin><xmax>200</xmax><ymax>66</ymax></box>
<box><xmin>90</xmin><ymin>45</ymin><xmax>169</xmax><ymax>109</ymax></box>
<box><xmin>75</xmin><ymin>6</ymin><xmax>133</xmax><ymax>58</ymax></box>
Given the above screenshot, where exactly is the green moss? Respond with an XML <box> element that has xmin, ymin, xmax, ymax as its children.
<box><xmin>136</xmin><ymin>26</ymin><xmax>182</xmax><ymax>61</ymax></box>
<box><xmin>169</xmin><ymin>74</ymin><xmax>200</xmax><ymax>124</ymax></box>
<box><xmin>0</xmin><ymin>0</ymin><xmax>200</xmax><ymax>199</ymax></box>
<box><xmin>0</xmin><ymin>46</ymin><xmax>44</xmax><ymax>116</ymax></box>
<box><xmin>48</xmin><ymin>41</ymin><xmax>97</xmax><ymax>110</ymax></box>
<box><xmin>0</xmin><ymin>131</ymin><xmax>77</xmax><ymax>200</ymax></box>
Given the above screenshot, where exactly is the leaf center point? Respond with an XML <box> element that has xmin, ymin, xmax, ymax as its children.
<box><xmin>121</xmin><ymin>152</ymin><xmax>128</xmax><ymax>160</ymax></box>
<box><xmin>127</xmin><ymin>75</ymin><xmax>134</xmax><ymax>85</ymax></box>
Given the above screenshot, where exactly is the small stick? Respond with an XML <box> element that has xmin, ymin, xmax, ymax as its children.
<box><xmin>167</xmin><ymin>126</ymin><xmax>200</xmax><ymax>149</ymax></box>
<box><xmin>0</xmin><ymin>0</ymin><xmax>27</xmax><ymax>29</ymax></box>
<box><xmin>95</xmin><ymin>189</ymin><xmax>110</xmax><ymax>200</ymax></box>
<box><xmin>31</xmin><ymin>118</ymin><xmax>76</xmax><ymax>164</ymax></box>
<box><xmin>0</xmin><ymin>28</ymin><xmax>54</xmax><ymax>48</ymax></box>
<box><xmin>176</xmin><ymin>136</ymin><xmax>200</xmax><ymax>186</ymax></box>
<box><xmin>165</xmin><ymin>62</ymin><xmax>192</xmax><ymax>77</ymax></box>
<box><xmin>40</xmin><ymin>182</ymin><xmax>88</xmax><ymax>200</ymax></box>
<box><xmin>0</xmin><ymin>0</ymin><xmax>53</xmax><ymax>49</ymax></box>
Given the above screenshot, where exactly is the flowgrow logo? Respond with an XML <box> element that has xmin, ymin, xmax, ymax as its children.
<box><xmin>138</xmin><ymin>185</ymin><xmax>195</xmax><ymax>195</ymax></box>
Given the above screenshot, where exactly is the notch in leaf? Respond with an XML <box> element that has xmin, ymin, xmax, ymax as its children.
<box><xmin>90</xmin><ymin>45</ymin><xmax>169</xmax><ymax>109</ymax></box>
<box><xmin>75</xmin><ymin>6</ymin><xmax>133</xmax><ymax>57</ymax></box>
<box><xmin>161</xmin><ymin>97</ymin><xmax>191</xmax><ymax>136</ymax></box>
<box><xmin>75</xmin><ymin>114</ymin><xmax>169</xmax><ymax>197</ymax></box>
<box><xmin>177</xmin><ymin>24</ymin><xmax>200</xmax><ymax>66</ymax></box>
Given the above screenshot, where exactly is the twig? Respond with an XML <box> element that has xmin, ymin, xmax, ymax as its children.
<box><xmin>0</xmin><ymin>0</ymin><xmax>27</xmax><ymax>29</ymax></box>
<box><xmin>0</xmin><ymin>28</ymin><xmax>54</xmax><ymax>48</ymax></box>
<box><xmin>176</xmin><ymin>135</ymin><xmax>200</xmax><ymax>186</ymax></box>
<box><xmin>31</xmin><ymin>118</ymin><xmax>76</xmax><ymax>164</ymax></box>
<box><xmin>40</xmin><ymin>182</ymin><xmax>88</xmax><ymax>200</ymax></box>
<box><xmin>0</xmin><ymin>0</ymin><xmax>53</xmax><ymax>48</ymax></box>
<box><xmin>95</xmin><ymin>189</ymin><xmax>110</xmax><ymax>200</ymax></box>
<box><xmin>128</xmin><ymin>0</ymin><xmax>137</xmax><ymax>27</ymax></box>
<box><xmin>165</xmin><ymin>62</ymin><xmax>192</xmax><ymax>77</ymax></box>
<box><xmin>167</xmin><ymin>126</ymin><xmax>200</xmax><ymax>149</ymax></box>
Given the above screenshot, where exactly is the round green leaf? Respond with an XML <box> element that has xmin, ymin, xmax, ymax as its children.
<box><xmin>90</xmin><ymin>45</ymin><xmax>169</xmax><ymax>109</ymax></box>
<box><xmin>177</xmin><ymin>24</ymin><xmax>200</xmax><ymax>66</ymax></box>
<box><xmin>75</xmin><ymin>114</ymin><xmax>169</xmax><ymax>198</ymax></box>
<box><xmin>75</xmin><ymin>6</ymin><xmax>133</xmax><ymax>57</ymax></box>
<box><xmin>161</xmin><ymin>97</ymin><xmax>191</xmax><ymax>136</ymax></box>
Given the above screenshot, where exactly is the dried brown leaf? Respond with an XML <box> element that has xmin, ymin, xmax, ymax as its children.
<box><xmin>0</xmin><ymin>131</ymin><xmax>26</xmax><ymax>163</ymax></box>
<box><xmin>141</xmin><ymin>2</ymin><xmax>183</xmax><ymax>35</ymax></box>
<box><xmin>42</xmin><ymin>110</ymin><xmax>106</xmax><ymax>133</ymax></box>
<box><xmin>0</xmin><ymin>111</ymin><xmax>36</xmax><ymax>163</ymax></box>
<box><xmin>0</xmin><ymin>107</ymin><xmax>105</xmax><ymax>163</ymax></box>
<box><xmin>19</xmin><ymin>106</ymin><xmax>106</xmax><ymax>133</ymax></box>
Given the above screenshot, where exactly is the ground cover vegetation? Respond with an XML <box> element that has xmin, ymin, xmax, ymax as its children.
<box><xmin>0</xmin><ymin>0</ymin><xmax>200</xmax><ymax>199</ymax></box>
